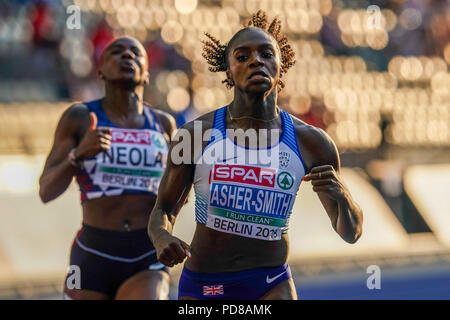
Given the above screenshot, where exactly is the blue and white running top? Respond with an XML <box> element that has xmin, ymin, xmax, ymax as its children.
<box><xmin>193</xmin><ymin>106</ymin><xmax>307</xmax><ymax>241</ymax></box>
<box><xmin>75</xmin><ymin>99</ymin><xmax>169</xmax><ymax>202</ymax></box>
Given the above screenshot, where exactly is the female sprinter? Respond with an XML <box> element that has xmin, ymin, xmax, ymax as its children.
<box><xmin>40</xmin><ymin>36</ymin><xmax>176</xmax><ymax>300</ymax></box>
<box><xmin>148</xmin><ymin>11</ymin><xmax>363</xmax><ymax>300</ymax></box>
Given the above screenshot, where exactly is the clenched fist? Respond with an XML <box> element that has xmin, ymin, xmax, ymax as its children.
<box><xmin>74</xmin><ymin>112</ymin><xmax>112</xmax><ymax>160</ymax></box>
<box><xmin>302</xmin><ymin>165</ymin><xmax>347</xmax><ymax>202</ymax></box>
<box><xmin>153</xmin><ymin>232</ymin><xmax>191</xmax><ymax>268</ymax></box>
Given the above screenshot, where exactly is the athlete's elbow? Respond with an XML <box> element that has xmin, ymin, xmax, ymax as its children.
<box><xmin>39</xmin><ymin>185</ymin><xmax>52</xmax><ymax>203</ymax></box>
<box><xmin>38</xmin><ymin>178</ymin><xmax>55</xmax><ymax>203</ymax></box>
<box><xmin>343</xmin><ymin>234</ymin><xmax>359</xmax><ymax>244</ymax></box>
<box><xmin>341</xmin><ymin>226</ymin><xmax>362</xmax><ymax>244</ymax></box>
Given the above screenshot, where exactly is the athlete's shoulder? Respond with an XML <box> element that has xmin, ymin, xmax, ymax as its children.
<box><xmin>178</xmin><ymin>108</ymin><xmax>217</xmax><ymax>133</ymax></box>
<box><xmin>58</xmin><ymin>102</ymin><xmax>94</xmax><ymax>129</ymax></box>
<box><xmin>52</xmin><ymin>102</ymin><xmax>93</xmax><ymax>140</ymax></box>
<box><xmin>170</xmin><ymin>108</ymin><xmax>219</xmax><ymax>161</ymax></box>
<box><xmin>289</xmin><ymin>113</ymin><xmax>334</xmax><ymax>147</ymax></box>
<box><xmin>146</xmin><ymin>104</ymin><xmax>175</xmax><ymax>123</ymax></box>
<box><xmin>288</xmin><ymin>112</ymin><xmax>339</xmax><ymax>169</ymax></box>
<box><xmin>146</xmin><ymin>104</ymin><xmax>177</xmax><ymax>137</ymax></box>
<box><xmin>287</xmin><ymin>112</ymin><xmax>320</xmax><ymax>137</ymax></box>
<box><xmin>63</xmin><ymin>101</ymin><xmax>90</xmax><ymax>118</ymax></box>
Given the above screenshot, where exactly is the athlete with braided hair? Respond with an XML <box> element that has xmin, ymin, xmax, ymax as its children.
<box><xmin>148</xmin><ymin>10</ymin><xmax>363</xmax><ymax>300</ymax></box>
<box><xmin>202</xmin><ymin>10</ymin><xmax>295</xmax><ymax>90</ymax></box>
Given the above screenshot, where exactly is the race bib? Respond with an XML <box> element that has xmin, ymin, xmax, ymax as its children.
<box><xmin>205</xmin><ymin>164</ymin><xmax>295</xmax><ymax>240</ymax></box>
<box><xmin>93</xmin><ymin>128</ymin><xmax>167</xmax><ymax>192</ymax></box>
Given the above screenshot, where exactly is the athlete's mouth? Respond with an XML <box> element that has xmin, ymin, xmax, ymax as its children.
<box><xmin>120</xmin><ymin>61</ymin><xmax>136</xmax><ymax>72</ymax></box>
<box><xmin>248</xmin><ymin>70</ymin><xmax>269</xmax><ymax>80</ymax></box>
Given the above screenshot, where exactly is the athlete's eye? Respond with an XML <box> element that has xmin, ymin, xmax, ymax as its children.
<box><xmin>132</xmin><ymin>49</ymin><xmax>142</xmax><ymax>56</ymax></box>
<box><xmin>237</xmin><ymin>55</ymin><xmax>248</xmax><ymax>62</ymax></box>
<box><xmin>263</xmin><ymin>51</ymin><xmax>274</xmax><ymax>58</ymax></box>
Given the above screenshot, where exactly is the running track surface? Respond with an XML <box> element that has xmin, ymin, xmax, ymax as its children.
<box><xmin>168</xmin><ymin>263</ymin><xmax>450</xmax><ymax>300</ymax></box>
<box><xmin>295</xmin><ymin>263</ymin><xmax>450</xmax><ymax>300</ymax></box>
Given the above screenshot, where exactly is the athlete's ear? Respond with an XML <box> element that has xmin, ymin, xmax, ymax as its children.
<box><xmin>226</xmin><ymin>70</ymin><xmax>233</xmax><ymax>82</ymax></box>
<box><xmin>143</xmin><ymin>71</ymin><xmax>150</xmax><ymax>85</ymax></box>
<box><xmin>97</xmin><ymin>69</ymin><xmax>105</xmax><ymax>80</ymax></box>
<box><xmin>226</xmin><ymin>70</ymin><xmax>234</xmax><ymax>86</ymax></box>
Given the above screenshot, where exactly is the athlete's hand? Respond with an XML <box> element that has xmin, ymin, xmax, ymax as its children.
<box><xmin>75</xmin><ymin>112</ymin><xmax>112</xmax><ymax>160</ymax></box>
<box><xmin>302</xmin><ymin>165</ymin><xmax>347</xmax><ymax>201</ymax></box>
<box><xmin>154</xmin><ymin>233</ymin><xmax>191</xmax><ymax>267</ymax></box>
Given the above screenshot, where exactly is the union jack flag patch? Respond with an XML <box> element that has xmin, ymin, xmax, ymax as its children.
<box><xmin>203</xmin><ymin>285</ymin><xmax>224</xmax><ymax>296</ymax></box>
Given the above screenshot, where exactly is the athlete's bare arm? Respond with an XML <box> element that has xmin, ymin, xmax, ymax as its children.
<box><xmin>148</xmin><ymin>113</ymin><xmax>215</xmax><ymax>267</ymax></box>
<box><xmin>39</xmin><ymin>104</ymin><xmax>88</xmax><ymax>202</ymax></box>
<box><xmin>294</xmin><ymin>119</ymin><xmax>363</xmax><ymax>244</ymax></box>
<box><xmin>39</xmin><ymin>103</ymin><xmax>112</xmax><ymax>203</ymax></box>
<box><xmin>148</xmin><ymin>120</ymin><xmax>196</xmax><ymax>267</ymax></box>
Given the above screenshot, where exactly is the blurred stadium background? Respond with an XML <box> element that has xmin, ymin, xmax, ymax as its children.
<box><xmin>0</xmin><ymin>0</ymin><xmax>449</xmax><ymax>299</ymax></box>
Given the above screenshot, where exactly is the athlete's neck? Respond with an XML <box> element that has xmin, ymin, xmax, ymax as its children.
<box><xmin>230</xmin><ymin>89</ymin><xmax>279</xmax><ymax>121</ymax></box>
<box><xmin>102</xmin><ymin>83</ymin><xmax>144</xmax><ymax>118</ymax></box>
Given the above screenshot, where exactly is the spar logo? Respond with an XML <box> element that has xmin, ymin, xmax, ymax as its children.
<box><xmin>212</xmin><ymin>165</ymin><xmax>276</xmax><ymax>188</ymax></box>
<box><xmin>277</xmin><ymin>172</ymin><xmax>294</xmax><ymax>190</ymax></box>
<box><xmin>151</xmin><ymin>132</ymin><xmax>165</xmax><ymax>149</ymax></box>
<box><xmin>111</xmin><ymin>129</ymin><xmax>152</xmax><ymax>145</ymax></box>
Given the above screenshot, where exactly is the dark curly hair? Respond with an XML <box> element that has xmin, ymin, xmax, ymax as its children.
<box><xmin>202</xmin><ymin>10</ymin><xmax>296</xmax><ymax>90</ymax></box>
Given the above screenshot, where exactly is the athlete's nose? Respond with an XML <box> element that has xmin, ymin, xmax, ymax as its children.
<box><xmin>249</xmin><ymin>53</ymin><xmax>264</xmax><ymax>68</ymax></box>
<box><xmin>121</xmin><ymin>48</ymin><xmax>135</xmax><ymax>60</ymax></box>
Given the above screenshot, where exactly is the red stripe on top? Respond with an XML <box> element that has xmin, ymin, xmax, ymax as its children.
<box><xmin>71</xmin><ymin>229</ymin><xmax>83</xmax><ymax>250</ymax></box>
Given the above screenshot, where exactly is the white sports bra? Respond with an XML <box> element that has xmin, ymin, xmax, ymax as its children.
<box><xmin>192</xmin><ymin>106</ymin><xmax>307</xmax><ymax>241</ymax></box>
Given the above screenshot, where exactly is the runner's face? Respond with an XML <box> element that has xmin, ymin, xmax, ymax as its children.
<box><xmin>227</xmin><ymin>29</ymin><xmax>281</xmax><ymax>94</ymax></box>
<box><xmin>99</xmin><ymin>37</ymin><xmax>149</xmax><ymax>85</ymax></box>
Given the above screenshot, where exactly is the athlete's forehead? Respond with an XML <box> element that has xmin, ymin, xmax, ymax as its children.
<box><xmin>99</xmin><ymin>36</ymin><xmax>149</xmax><ymax>69</ymax></box>
<box><xmin>229</xmin><ymin>28</ymin><xmax>278</xmax><ymax>53</ymax></box>
<box><xmin>104</xmin><ymin>37</ymin><xmax>146</xmax><ymax>54</ymax></box>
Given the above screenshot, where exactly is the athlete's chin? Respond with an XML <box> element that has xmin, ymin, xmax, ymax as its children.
<box><xmin>245</xmin><ymin>84</ymin><xmax>272</xmax><ymax>94</ymax></box>
<box><xmin>108</xmin><ymin>76</ymin><xmax>143</xmax><ymax>86</ymax></box>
